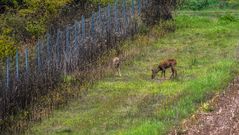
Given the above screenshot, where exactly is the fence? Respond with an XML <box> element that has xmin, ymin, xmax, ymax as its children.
<box><xmin>0</xmin><ymin>0</ymin><xmax>149</xmax><ymax>130</ymax></box>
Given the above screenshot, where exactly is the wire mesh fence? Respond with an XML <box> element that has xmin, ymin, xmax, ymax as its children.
<box><xmin>0</xmin><ymin>0</ymin><xmax>149</xmax><ymax>130</ymax></box>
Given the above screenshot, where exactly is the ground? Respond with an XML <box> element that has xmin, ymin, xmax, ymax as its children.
<box><xmin>26</xmin><ymin>10</ymin><xmax>239</xmax><ymax>135</ymax></box>
<box><xmin>177</xmin><ymin>76</ymin><xmax>239</xmax><ymax>135</ymax></box>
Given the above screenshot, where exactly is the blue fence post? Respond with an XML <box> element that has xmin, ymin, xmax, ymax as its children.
<box><xmin>56</xmin><ymin>30</ymin><xmax>61</xmax><ymax>65</ymax></box>
<box><xmin>47</xmin><ymin>33</ymin><xmax>51</xmax><ymax>58</ymax></box>
<box><xmin>74</xmin><ymin>21</ymin><xmax>79</xmax><ymax>48</ymax></box>
<box><xmin>132</xmin><ymin>0</ymin><xmax>135</xmax><ymax>16</ymax></box>
<box><xmin>36</xmin><ymin>41</ymin><xmax>41</xmax><ymax>71</ymax></box>
<box><xmin>66</xmin><ymin>27</ymin><xmax>70</xmax><ymax>52</ymax></box>
<box><xmin>138</xmin><ymin>0</ymin><xmax>141</xmax><ymax>16</ymax></box>
<box><xmin>123</xmin><ymin>0</ymin><xmax>128</xmax><ymax>25</ymax></box>
<box><xmin>91</xmin><ymin>14</ymin><xmax>95</xmax><ymax>36</ymax></box>
<box><xmin>114</xmin><ymin>0</ymin><xmax>119</xmax><ymax>32</ymax></box>
<box><xmin>15</xmin><ymin>50</ymin><xmax>19</xmax><ymax>80</ymax></box>
<box><xmin>98</xmin><ymin>5</ymin><xmax>103</xmax><ymax>33</ymax></box>
<box><xmin>6</xmin><ymin>58</ymin><xmax>10</xmax><ymax>89</ymax></box>
<box><xmin>25</xmin><ymin>48</ymin><xmax>29</xmax><ymax>75</ymax></box>
<box><xmin>108</xmin><ymin>3</ymin><xmax>111</xmax><ymax>27</ymax></box>
<box><xmin>98</xmin><ymin>5</ymin><xmax>101</xmax><ymax>22</ymax></box>
<box><xmin>108</xmin><ymin>3</ymin><xmax>111</xmax><ymax>19</ymax></box>
<box><xmin>145</xmin><ymin>0</ymin><xmax>149</xmax><ymax>8</ymax></box>
<box><xmin>81</xmin><ymin>16</ymin><xmax>85</xmax><ymax>39</ymax></box>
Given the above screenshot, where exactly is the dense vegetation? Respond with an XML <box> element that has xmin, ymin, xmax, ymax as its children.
<box><xmin>181</xmin><ymin>0</ymin><xmax>239</xmax><ymax>10</ymax></box>
<box><xmin>0</xmin><ymin>0</ymin><xmax>111</xmax><ymax>58</ymax></box>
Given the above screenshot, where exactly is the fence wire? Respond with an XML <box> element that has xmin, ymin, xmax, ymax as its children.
<box><xmin>0</xmin><ymin>0</ymin><xmax>149</xmax><ymax>131</ymax></box>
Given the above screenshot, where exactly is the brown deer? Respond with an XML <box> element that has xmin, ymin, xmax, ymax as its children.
<box><xmin>112</xmin><ymin>57</ymin><xmax>121</xmax><ymax>76</ymax></box>
<box><xmin>151</xmin><ymin>59</ymin><xmax>177</xmax><ymax>79</ymax></box>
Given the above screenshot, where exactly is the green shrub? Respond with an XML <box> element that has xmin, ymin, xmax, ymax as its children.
<box><xmin>26</xmin><ymin>20</ymin><xmax>45</xmax><ymax>37</ymax></box>
<box><xmin>0</xmin><ymin>0</ymin><xmax>113</xmax><ymax>45</ymax></box>
<box><xmin>0</xmin><ymin>36</ymin><xmax>16</xmax><ymax>59</ymax></box>
<box><xmin>219</xmin><ymin>14</ymin><xmax>238</xmax><ymax>25</ymax></box>
<box><xmin>181</xmin><ymin>0</ymin><xmax>226</xmax><ymax>10</ymax></box>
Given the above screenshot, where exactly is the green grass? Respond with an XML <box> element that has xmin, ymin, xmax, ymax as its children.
<box><xmin>26</xmin><ymin>10</ymin><xmax>239</xmax><ymax>135</ymax></box>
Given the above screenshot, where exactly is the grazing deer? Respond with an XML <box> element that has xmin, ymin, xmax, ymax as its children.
<box><xmin>112</xmin><ymin>57</ymin><xmax>121</xmax><ymax>77</ymax></box>
<box><xmin>151</xmin><ymin>59</ymin><xmax>177</xmax><ymax>79</ymax></box>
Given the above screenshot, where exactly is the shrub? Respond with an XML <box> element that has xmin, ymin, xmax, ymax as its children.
<box><xmin>219</xmin><ymin>14</ymin><xmax>238</xmax><ymax>23</ymax></box>
<box><xmin>181</xmin><ymin>0</ymin><xmax>225</xmax><ymax>10</ymax></box>
<box><xmin>141</xmin><ymin>0</ymin><xmax>178</xmax><ymax>25</ymax></box>
<box><xmin>0</xmin><ymin>36</ymin><xmax>16</xmax><ymax>59</ymax></box>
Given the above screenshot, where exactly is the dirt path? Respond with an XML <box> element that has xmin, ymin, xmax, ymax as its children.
<box><xmin>176</xmin><ymin>76</ymin><xmax>239</xmax><ymax>135</ymax></box>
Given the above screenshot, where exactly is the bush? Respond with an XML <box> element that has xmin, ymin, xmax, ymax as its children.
<box><xmin>181</xmin><ymin>0</ymin><xmax>225</xmax><ymax>10</ymax></box>
<box><xmin>0</xmin><ymin>36</ymin><xmax>16</xmax><ymax>59</ymax></box>
<box><xmin>141</xmin><ymin>0</ymin><xmax>178</xmax><ymax>25</ymax></box>
<box><xmin>219</xmin><ymin>14</ymin><xmax>238</xmax><ymax>23</ymax></box>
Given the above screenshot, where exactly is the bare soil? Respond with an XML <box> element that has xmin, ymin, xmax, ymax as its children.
<box><xmin>171</xmin><ymin>76</ymin><xmax>239</xmax><ymax>135</ymax></box>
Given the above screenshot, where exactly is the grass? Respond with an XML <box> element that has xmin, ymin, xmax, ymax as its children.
<box><xmin>26</xmin><ymin>10</ymin><xmax>239</xmax><ymax>135</ymax></box>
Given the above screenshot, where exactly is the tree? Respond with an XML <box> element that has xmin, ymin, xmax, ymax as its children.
<box><xmin>0</xmin><ymin>0</ymin><xmax>25</xmax><ymax>13</ymax></box>
<box><xmin>73</xmin><ymin>0</ymin><xmax>88</xmax><ymax>9</ymax></box>
<box><xmin>141</xmin><ymin>0</ymin><xmax>178</xmax><ymax>25</ymax></box>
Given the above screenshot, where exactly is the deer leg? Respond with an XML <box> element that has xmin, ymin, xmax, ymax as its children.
<box><xmin>174</xmin><ymin>68</ymin><xmax>177</xmax><ymax>78</ymax></box>
<box><xmin>170</xmin><ymin>66</ymin><xmax>174</xmax><ymax>79</ymax></box>
<box><xmin>170</xmin><ymin>66</ymin><xmax>177</xmax><ymax>79</ymax></box>
<box><xmin>163</xmin><ymin>70</ymin><xmax>166</xmax><ymax>79</ymax></box>
<box><xmin>118</xmin><ymin>68</ymin><xmax>122</xmax><ymax>77</ymax></box>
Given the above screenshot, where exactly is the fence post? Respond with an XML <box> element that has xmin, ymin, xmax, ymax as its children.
<box><xmin>81</xmin><ymin>15</ymin><xmax>85</xmax><ymax>39</ymax></box>
<box><xmin>145</xmin><ymin>0</ymin><xmax>149</xmax><ymax>8</ymax></box>
<box><xmin>66</xmin><ymin>27</ymin><xmax>70</xmax><ymax>52</ymax></box>
<box><xmin>123</xmin><ymin>0</ymin><xmax>128</xmax><ymax>25</ymax></box>
<box><xmin>91</xmin><ymin>14</ymin><xmax>95</xmax><ymax>36</ymax></box>
<box><xmin>16</xmin><ymin>50</ymin><xmax>19</xmax><ymax>80</ymax></box>
<box><xmin>107</xmin><ymin>3</ymin><xmax>111</xmax><ymax>26</ymax></box>
<box><xmin>36</xmin><ymin>41</ymin><xmax>41</xmax><ymax>71</ymax></box>
<box><xmin>132</xmin><ymin>0</ymin><xmax>135</xmax><ymax>16</ymax></box>
<box><xmin>6</xmin><ymin>58</ymin><xmax>10</xmax><ymax>89</ymax></box>
<box><xmin>65</xmin><ymin>27</ymin><xmax>71</xmax><ymax>73</ymax></box>
<box><xmin>74</xmin><ymin>21</ymin><xmax>79</xmax><ymax>48</ymax></box>
<box><xmin>98</xmin><ymin>5</ymin><xmax>101</xmax><ymax>22</ymax></box>
<box><xmin>138</xmin><ymin>0</ymin><xmax>141</xmax><ymax>16</ymax></box>
<box><xmin>25</xmin><ymin>48</ymin><xmax>29</xmax><ymax>75</ymax></box>
<box><xmin>47</xmin><ymin>33</ymin><xmax>51</xmax><ymax>58</ymax></box>
<box><xmin>98</xmin><ymin>5</ymin><xmax>103</xmax><ymax>34</ymax></box>
<box><xmin>114</xmin><ymin>0</ymin><xmax>119</xmax><ymax>32</ymax></box>
<box><xmin>56</xmin><ymin>30</ymin><xmax>61</xmax><ymax>66</ymax></box>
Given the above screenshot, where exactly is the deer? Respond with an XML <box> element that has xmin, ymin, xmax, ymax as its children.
<box><xmin>151</xmin><ymin>59</ymin><xmax>177</xmax><ymax>80</ymax></box>
<box><xmin>112</xmin><ymin>57</ymin><xmax>121</xmax><ymax>77</ymax></box>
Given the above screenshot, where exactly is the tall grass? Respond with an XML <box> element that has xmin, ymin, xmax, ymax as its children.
<box><xmin>180</xmin><ymin>0</ymin><xmax>239</xmax><ymax>10</ymax></box>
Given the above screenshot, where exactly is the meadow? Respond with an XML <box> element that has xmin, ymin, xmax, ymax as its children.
<box><xmin>26</xmin><ymin>9</ymin><xmax>239</xmax><ymax>135</ymax></box>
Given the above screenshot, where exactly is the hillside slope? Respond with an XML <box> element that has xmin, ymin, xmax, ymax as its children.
<box><xmin>26</xmin><ymin>10</ymin><xmax>239</xmax><ymax>135</ymax></box>
<box><xmin>178</xmin><ymin>76</ymin><xmax>239</xmax><ymax>135</ymax></box>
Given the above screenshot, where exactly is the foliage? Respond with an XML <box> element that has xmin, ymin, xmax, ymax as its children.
<box><xmin>181</xmin><ymin>0</ymin><xmax>218</xmax><ymax>10</ymax></box>
<box><xmin>0</xmin><ymin>0</ymin><xmax>112</xmax><ymax>59</ymax></box>
<box><xmin>0</xmin><ymin>36</ymin><xmax>16</xmax><ymax>58</ymax></box>
<box><xmin>179</xmin><ymin>0</ymin><xmax>239</xmax><ymax>10</ymax></box>
<box><xmin>219</xmin><ymin>14</ymin><xmax>238</xmax><ymax>23</ymax></box>
<box><xmin>0</xmin><ymin>0</ymin><xmax>72</xmax><ymax>43</ymax></box>
<box><xmin>141</xmin><ymin>0</ymin><xmax>178</xmax><ymax>25</ymax></box>
<box><xmin>0</xmin><ymin>0</ymin><xmax>24</xmax><ymax>8</ymax></box>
